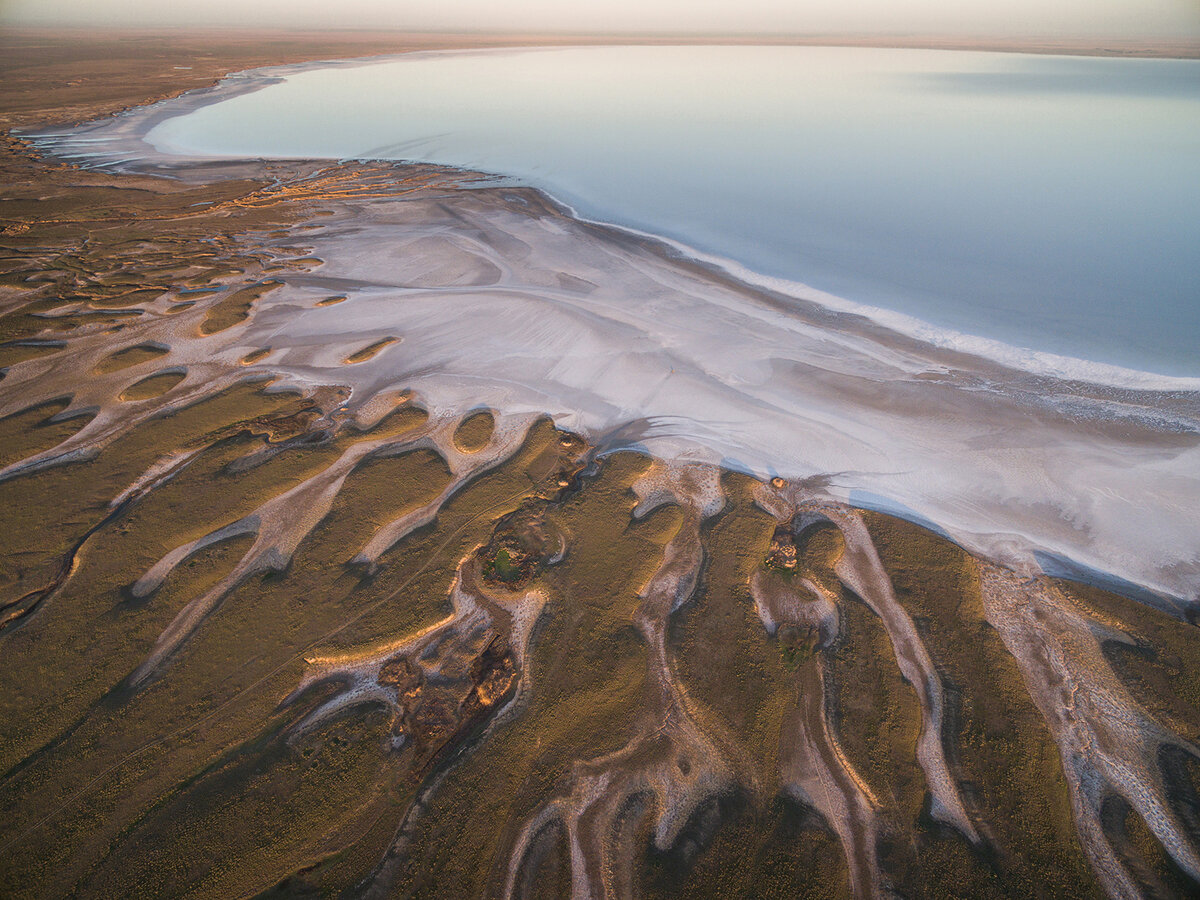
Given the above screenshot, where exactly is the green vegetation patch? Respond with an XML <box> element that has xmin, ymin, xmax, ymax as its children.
<box><xmin>93</xmin><ymin>342</ymin><xmax>169</xmax><ymax>375</ymax></box>
<box><xmin>453</xmin><ymin>409</ymin><xmax>495</xmax><ymax>453</ymax></box>
<box><xmin>119</xmin><ymin>369</ymin><xmax>186</xmax><ymax>401</ymax></box>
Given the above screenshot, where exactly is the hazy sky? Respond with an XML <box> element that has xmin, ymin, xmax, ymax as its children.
<box><xmin>2</xmin><ymin>0</ymin><xmax>1198</xmax><ymax>39</ymax></box>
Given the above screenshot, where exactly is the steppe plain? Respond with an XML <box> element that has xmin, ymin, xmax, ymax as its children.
<box><xmin>1</xmin><ymin>30</ymin><xmax>1199</xmax><ymax>900</ymax></box>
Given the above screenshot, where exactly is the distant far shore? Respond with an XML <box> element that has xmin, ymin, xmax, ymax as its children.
<box><xmin>2</xmin><ymin>25</ymin><xmax>1198</xmax><ymax>60</ymax></box>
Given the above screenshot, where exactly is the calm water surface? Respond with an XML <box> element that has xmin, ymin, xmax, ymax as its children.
<box><xmin>149</xmin><ymin>46</ymin><xmax>1200</xmax><ymax>375</ymax></box>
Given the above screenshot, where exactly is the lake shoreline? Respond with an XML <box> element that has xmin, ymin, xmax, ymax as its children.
<box><xmin>5</xmin><ymin>140</ymin><xmax>1197</xmax><ymax>603</ymax></box>
<box><xmin>2</xmin><ymin>35</ymin><xmax>1199</xmax><ymax>900</ymax></box>
<box><xmin>22</xmin><ymin>48</ymin><xmax>1200</xmax><ymax>391</ymax></box>
<box><xmin>6</xmin><ymin>45</ymin><xmax>1200</xmax><ymax>602</ymax></box>
<box><xmin>59</xmin><ymin>44</ymin><xmax>1200</xmax><ymax>378</ymax></box>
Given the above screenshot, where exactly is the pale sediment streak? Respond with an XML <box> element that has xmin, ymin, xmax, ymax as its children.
<box><xmin>749</xmin><ymin>538</ymin><xmax>886</xmax><ymax>898</ymax></box>
<box><xmin>755</xmin><ymin>482</ymin><xmax>979</xmax><ymax>840</ymax></box>
<box><xmin>124</xmin><ymin>410</ymin><xmax>534</xmax><ymax>685</ymax></box>
<box><xmin>980</xmin><ymin>564</ymin><xmax>1200</xmax><ymax>899</ymax></box>
<box><xmin>752</xmin><ymin>480</ymin><xmax>981</xmax><ymax>897</ymax></box>
<box><xmin>505</xmin><ymin>461</ymin><xmax>739</xmax><ymax>900</ymax></box>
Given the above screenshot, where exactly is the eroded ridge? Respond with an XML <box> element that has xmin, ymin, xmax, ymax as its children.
<box><xmin>287</xmin><ymin>558</ymin><xmax>547</xmax><ymax>762</ymax></box>
<box><xmin>749</xmin><ymin>556</ymin><xmax>885</xmax><ymax>898</ymax></box>
<box><xmin>0</xmin><ymin>358</ymin><xmax>246</xmax><ymax>484</ymax></box>
<box><xmin>0</xmin><ymin>271</ymin><xmax>285</xmax><ymax>484</ymax></box>
<box><xmin>505</xmin><ymin>461</ymin><xmax>737</xmax><ymax>900</ymax></box>
<box><xmin>0</xmin><ymin>227</ymin><xmax>311</xmax><ymax>483</ymax></box>
<box><xmin>980</xmin><ymin>563</ymin><xmax>1200</xmax><ymax>899</ymax></box>
<box><xmin>754</xmin><ymin>479</ymin><xmax>978</xmax><ymax>845</ymax></box>
<box><xmin>284</xmin><ymin>482</ymin><xmax>577</xmax><ymax>898</ymax></box>
<box><xmin>127</xmin><ymin>407</ymin><xmax>536</xmax><ymax>686</ymax></box>
<box><xmin>351</xmin><ymin>412</ymin><xmax>539</xmax><ymax>574</ymax></box>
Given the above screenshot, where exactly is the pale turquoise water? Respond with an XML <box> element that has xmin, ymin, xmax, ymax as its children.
<box><xmin>148</xmin><ymin>46</ymin><xmax>1200</xmax><ymax>376</ymax></box>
